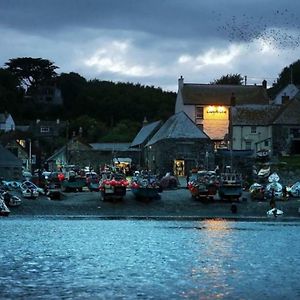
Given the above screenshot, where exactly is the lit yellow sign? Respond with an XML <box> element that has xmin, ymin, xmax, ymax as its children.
<box><xmin>207</xmin><ymin>106</ymin><xmax>227</xmax><ymax>114</ymax></box>
<box><xmin>204</xmin><ymin>105</ymin><xmax>228</xmax><ymax>120</ymax></box>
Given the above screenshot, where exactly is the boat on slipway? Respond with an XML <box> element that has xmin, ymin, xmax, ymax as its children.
<box><xmin>187</xmin><ymin>171</ymin><xmax>218</xmax><ymax>201</ymax></box>
<box><xmin>131</xmin><ymin>172</ymin><xmax>162</xmax><ymax>201</ymax></box>
<box><xmin>99</xmin><ymin>172</ymin><xmax>128</xmax><ymax>201</ymax></box>
<box><xmin>218</xmin><ymin>172</ymin><xmax>243</xmax><ymax>201</ymax></box>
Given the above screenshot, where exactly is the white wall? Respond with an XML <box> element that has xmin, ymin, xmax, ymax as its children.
<box><xmin>232</xmin><ymin>125</ymin><xmax>272</xmax><ymax>152</ymax></box>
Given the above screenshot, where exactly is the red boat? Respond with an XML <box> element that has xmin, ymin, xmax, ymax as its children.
<box><xmin>99</xmin><ymin>172</ymin><xmax>129</xmax><ymax>201</ymax></box>
<box><xmin>188</xmin><ymin>171</ymin><xmax>219</xmax><ymax>201</ymax></box>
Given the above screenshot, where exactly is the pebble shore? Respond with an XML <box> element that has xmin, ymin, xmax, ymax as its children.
<box><xmin>7</xmin><ymin>185</ymin><xmax>300</xmax><ymax>220</ymax></box>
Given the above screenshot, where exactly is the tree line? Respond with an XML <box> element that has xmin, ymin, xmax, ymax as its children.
<box><xmin>1</xmin><ymin>57</ymin><xmax>300</xmax><ymax>145</ymax></box>
<box><xmin>0</xmin><ymin>57</ymin><xmax>176</xmax><ymax>143</ymax></box>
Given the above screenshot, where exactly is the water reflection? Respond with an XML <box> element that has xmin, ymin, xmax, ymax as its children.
<box><xmin>0</xmin><ymin>219</ymin><xmax>300</xmax><ymax>299</ymax></box>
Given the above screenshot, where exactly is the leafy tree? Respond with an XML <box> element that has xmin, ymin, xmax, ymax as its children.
<box><xmin>57</xmin><ymin>72</ymin><xmax>87</xmax><ymax>112</ymax></box>
<box><xmin>0</xmin><ymin>68</ymin><xmax>24</xmax><ymax>119</ymax></box>
<box><xmin>274</xmin><ymin>59</ymin><xmax>300</xmax><ymax>89</ymax></box>
<box><xmin>211</xmin><ymin>73</ymin><xmax>243</xmax><ymax>85</ymax></box>
<box><xmin>69</xmin><ymin>115</ymin><xmax>108</xmax><ymax>143</ymax></box>
<box><xmin>101</xmin><ymin>119</ymin><xmax>141</xmax><ymax>142</ymax></box>
<box><xmin>267</xmin><ymin>60</ymin><xmax>300</xmax><ymax>98</ymax></box>
<box><xmin>4</xmin><ymin>57</ymin><xmax>58</xmax><ymax>89</ymax></box>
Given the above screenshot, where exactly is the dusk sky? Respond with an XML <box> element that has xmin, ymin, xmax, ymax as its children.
<box><xmin>1</xmin><ymin>0</ymin><xmax>300</xmax><ymax>91</ymax></box>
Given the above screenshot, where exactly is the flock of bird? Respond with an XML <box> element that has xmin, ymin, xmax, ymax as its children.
<box><xmin>213</xmin><ymin>8</ymin><xmax>300</xmax><ymax>50</ymax></box>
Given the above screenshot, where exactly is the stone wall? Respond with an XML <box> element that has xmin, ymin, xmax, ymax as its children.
<box><xmin>147</xmin><ymin>138</ymin><xmax>214</xmax><ymax>176</ymax></box>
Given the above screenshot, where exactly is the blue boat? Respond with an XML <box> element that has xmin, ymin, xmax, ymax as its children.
<box><xmin>218</xmin><ymin>172</ymin><xmax>243</xmax><ymax>201</ymax></box>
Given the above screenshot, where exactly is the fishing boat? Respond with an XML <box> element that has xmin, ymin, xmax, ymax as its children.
<box><xmin>99</xmin><ymin>172</ymin><xmax>128</xmax><ymax>201</ymax></box>
<box><xmin>131</xmin><ymin>172</ymin><xmax>162</xmax><ymax>200</ymax></box>
<box><xmin>85</xmin><ymin>172</ymin><xmax>100</xmax><ymax>191</ymax></box>
<box><xmin>61</xmin><ymin>175</ymin><xmax>86</xmax><ymax>192</ymax></box>
<box><xmin>218</xmin><ymin>171</ymin><xmax>243</xmax><ymax>201</ymax></box>
<box><xmin>1</xmin><ymin>191</ymin><xmax>22</xmax><ymax>207</ymax></box>
<box><xmin>187</xmin><ymin>171</ymin><xmax>218</xmax><ymax>201</ymax></box>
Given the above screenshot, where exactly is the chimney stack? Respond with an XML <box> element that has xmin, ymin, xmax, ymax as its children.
<box><xmin>262</xmin><ymin>80</ymin><xmax>267</xmax><ymax>89</ymax></box>
<box><xmin>178</xmin><ymin>75</ymin><xmax>184</xmax><ymax>90</ymax></box>
<box><xmin>143</xmin><ymin>116</ymin><xmax>148</xmax><ymax>126</ymax></box>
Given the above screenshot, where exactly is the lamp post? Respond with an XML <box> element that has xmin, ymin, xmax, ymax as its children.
<box><xmin>28</xmin><ymin>138</ymin><xmax>32</xmax><ymax>173</ymax></box>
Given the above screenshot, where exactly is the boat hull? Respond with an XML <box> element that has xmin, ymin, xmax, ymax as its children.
<box><xmin>61</xmin><ymin>178</ymin><xmax>86</xmax><ymax>192</ymax></box>
<box><xmin>218</xmin><ymin>184</ymin><xmax>242</xmax><ymax>201</ymax></box>
<box><xmin>189</xmin><ymin>183</ymin><xmax>217</xmax><ymax>200</ymax></box>
<box><xmin>131</xmin><ymin>187</ymin><xmax>161</xmax><ymax>200</ymax></box>
<box><xmin>101</xmin><ymin>186</ymin><xmax>127</xmax><ymax>201</ymax></box>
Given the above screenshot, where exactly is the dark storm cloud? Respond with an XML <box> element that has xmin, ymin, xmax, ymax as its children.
<box><xmin>1</xmin><ymin>0</ymin><xmax>299</xmax><ymax>41</ymax></box>
<box><xmin>0</xmin><ymin>0</ymin><xmax>299</xmax><ymax>90</ymax></box>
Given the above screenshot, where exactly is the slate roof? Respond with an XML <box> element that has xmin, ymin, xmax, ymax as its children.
<box><xmin>181</xmin><ymin>84</ymin><xmax>270</xmax><ymax>105</ymax></box>
<box><xmin>273</xmin><ymin>98</ymin><xmax>300</xmax><ymax>125</ymax></box>
<box><xmin>0</xmin><ymin>113</ymin><xmax>8</xmax><ymax>123</ymax></box>
<box><xmin>146</xmin><ymin>111</ymin><xmax>210</xmax><ymax>146</ymax></box>
<box><xmin>232</xmin><ymin>105</ymin><xmax>281</xmax><ymax>126</ymax></box>
<box><xmin>89</xmin><ymin>143</ymin><xmax>139</xmax><ymax>151</ymax></box>
<box><xmin>131</xmin><ymin>120</ymin><xmax>162</xmax><ymax>147</ymax></box>
<box><xmin>0</xmin><ymin>144</ymin><xmax>23</xmax><ymax>167</ymax></box>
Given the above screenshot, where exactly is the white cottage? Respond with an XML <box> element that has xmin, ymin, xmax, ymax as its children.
<box><xmin>175</xmin><ymin>76</ymin><xmax>270</xmax><ymax>147</ymax></box>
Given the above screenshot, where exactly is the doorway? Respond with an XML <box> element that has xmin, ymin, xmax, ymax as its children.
<box><xmin>174</xmin><ymin>159</ymin><xmax>185</xmax><ymax>176</ymax></box>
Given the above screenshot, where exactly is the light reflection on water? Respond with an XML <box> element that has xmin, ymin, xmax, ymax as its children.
<box><xmin>1</xmin><ymin>218</ymin><xmax>300</xmax><ymax>299</ymax></box>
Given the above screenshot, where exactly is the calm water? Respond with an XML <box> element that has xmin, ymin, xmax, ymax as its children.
<box><xmin>0</xmin><ymin>218</ymin><xmax>300</xmax><ymax>300</ymax></box>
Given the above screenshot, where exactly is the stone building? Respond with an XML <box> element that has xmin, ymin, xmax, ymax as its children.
<box><xmin>130</xmin><ymin>120</ymin><xmax>162</xmax><ymax>167</ymax></box>
<box><xmin>0</xmin><ymin>144</ymin><xmax>23</xmax><ymax>180</ymax></box>
<box><xmin>145</xmin><ymin>111</ymin><xmax>214</xmax><ymax>176</ymax></box>
<box><xmin>46</xmin><ymin>139</ymin><xmax>139</xmax><ymax>172</ymax></box>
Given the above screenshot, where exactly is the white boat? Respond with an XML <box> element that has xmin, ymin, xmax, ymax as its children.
<box><xmin>1</xmin><ymin>191</ymin><xmax>22</xmax><ymax>207</ymax></box>
<box><xmin>22</xmin><ymin>188</ymin><xmax>39</xmax><ymax>199</ymax></box>
<box><xmin>20</xmin><ymin>181</ymin><xmax>44</xmax><ymax>199</ymax></box>
<box><xmin>0</xmin><ymin>198</ymin><xmax>10</xmax><ymax>216</ymax></box>
<box><xmin>267</xmin><ymin>208</ymin><xmax>283</xmax><ymax>217</ymax></box>
<box><xmin>258</xmin><ymin>166</ymin><xmax>271</xmax><ymax>178</ymax></box>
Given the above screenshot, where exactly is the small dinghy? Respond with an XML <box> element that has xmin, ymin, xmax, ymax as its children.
<box><xmin>0</xmin><ymin>198</ymin><xmax>10</xmax><ymax>216</ymax></box>
<box><xmin>267</xmin><ymin>208</ymin><xmax>283</xmax><ymax>218</ymax></box>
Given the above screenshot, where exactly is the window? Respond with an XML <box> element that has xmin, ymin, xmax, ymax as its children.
<box><xmin>195</xmin><ymin>106</ymin><xmax>203</xmax><ymax>119</ymax></box>
<box><xmin>251</xmin><ymin>126</ymin><xmax>256</xmax><ymax>133</ymax></box>
<box><xmin>40</xmin><ymin>127</ymin><xmax>50</xmax><ymax>133</ymax></box>
<box><xmin>245</xmin><ymin>141</ymin><xmax>252</xmax><ymax>150</ymax></box>
<box><xmin>264</xmin><ymin>140</ymin><xmax>269</xmax><ymax>147</ymax></box>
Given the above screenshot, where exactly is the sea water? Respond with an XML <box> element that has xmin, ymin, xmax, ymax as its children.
<box><xmin>0</xmin><ymin>218</ymin><xmax>300</xmax><ymax>299</ymax></box>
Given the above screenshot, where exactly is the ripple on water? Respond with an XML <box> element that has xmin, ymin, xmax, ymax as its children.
<box><xmin>0</xmin><ymin>219</ymin><xmax>300</xmax><ymax>299</ymax></box>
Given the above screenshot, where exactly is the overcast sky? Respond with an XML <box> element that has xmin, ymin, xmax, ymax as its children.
<box><xmin>1</xmin><ymin>0</ymin><xmax>299</xmax><ymax>91</ymax></box>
